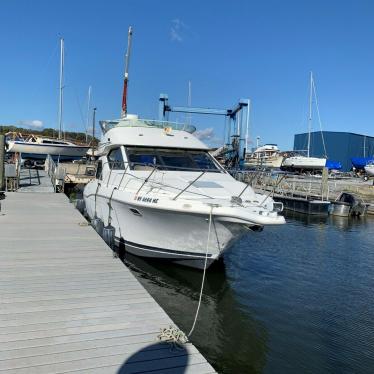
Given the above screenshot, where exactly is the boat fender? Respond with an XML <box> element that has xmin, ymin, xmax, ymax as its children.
<box><xmin>103</xmin><ymin>224</ymin><xmax>115</xmax><ymax>249</ymax></box>
<box><xmin>76</xmin><ymin>199</ymin><xmax>85</xmax><ymax>214</ymax></box>
<box><xmin>92</xmin><ymin>217</ymin><xmax>104</xmax><ymax>237</ymax></box>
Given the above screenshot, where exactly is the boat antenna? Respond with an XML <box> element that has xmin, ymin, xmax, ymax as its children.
<box><xmin>85</xmin><ymin>86</ymin><xmax>92</xmax><ymax>143</ymax></box>
<box><xmin>307</xmin><ymin>71</ymin><xmax>313</xmax><ymax>158</ymax></box>
<box><xmin>58</xmin><ymin>37</ymin><xmax>64</xmax><ymax>140</ymax></box>
<box><xmin>121</xmin><ymin>26</ymin><xmax>133</xmax><ymax>118</ymax></box>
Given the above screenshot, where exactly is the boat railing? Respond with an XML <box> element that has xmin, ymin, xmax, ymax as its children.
<box><xmin>45</xmin><ymin>156</ymin><xmax>97</xmax><ymax>192</ymax></box>
<box><xmin>98</xmin><ymin>160</ymin><xmax>213</xmax><ymax>200</ymax></box>
<box><xmin>239</xmin><ymin>170</ymin><xmax>347</xmax><ymax>201</ymax></box>
<box><xmin>45</xmin><ymin>155</ymin><xmax>64</xmax><ymax>192</ymax></box>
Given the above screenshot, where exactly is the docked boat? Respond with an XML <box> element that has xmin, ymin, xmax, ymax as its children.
<box><xmin>83</xmin><ymin>115</ymin><xmax>285</xmax><ymax>269</ymax></box>
<box><xmin>244</xmin><ymin>144</ymin><xmax>284</xmax><ymax>169</ymax></box>
<box><xmin>83</xmin><ymin>27</ymin><xmax>285</xmax><ymax>269</ymax></box>
<box><xmin>6</xmin><ymin>133</ymin><xmax>89</xmax><ymax>160</ymax></box>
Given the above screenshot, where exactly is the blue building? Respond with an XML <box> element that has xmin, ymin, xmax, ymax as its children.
<box><xmin>293</xmin><ymin>131</ymin><xmax>374</xmax><ymax>171</ymax></box>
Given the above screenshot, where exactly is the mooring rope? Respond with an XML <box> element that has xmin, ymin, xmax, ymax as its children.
<box><xmin>157</xmin><ymin>205</ymin><xmax>214</xmax><ymax>346</ymax></box>
<box><xmin>187</xmin><ymin>204</ymin><xmax>213</xmax><ymax>337</ymax></box>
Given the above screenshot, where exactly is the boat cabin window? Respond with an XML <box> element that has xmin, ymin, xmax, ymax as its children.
<box><xmin>96</xmin><ymin>160</ymin><xmax>103</xmax><ymax>179</ymax></box>
<box><xmin>42</xmin><ymin>140</ymin><xmax>67</xmax><ymax>145</ymax></box>
<box><xmin>126</xmin><ymin>147</ymin><xmax>221</xmax><ymax>172</ymax></box>
<box><xmin>107</xmin><ymin>148</ymin><xmax>125</xmax><ymax>169</ymax></box>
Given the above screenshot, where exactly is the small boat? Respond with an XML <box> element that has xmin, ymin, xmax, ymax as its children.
<box><xmin>364</xmin><ymin>161</ymin><xmax>374</xmax><ymax>177</ymax></box>
<box><xmin>6</xmin><ymin>133</ymin><xmax>89</xmax><ymax>161</ymax></box>
<box><xmin>330</xmin><ymin>192</ymin><xmax>368</xmax><ymax>217</ymax></box>
<box><xmin>6</xmin><ymin>38</ymin><xmax>89</xmax><ymax>161</ymax></box>
<box><xmin>244</xmin><ymin>144</ymin><xmax>284</xmax><ymax>169</ymax></box>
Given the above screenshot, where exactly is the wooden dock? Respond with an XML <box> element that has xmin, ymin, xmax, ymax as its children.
<box><xmin>0</xmin><ymin>192</ymin><xmax>215</xmax><ymax>373</ymax></box>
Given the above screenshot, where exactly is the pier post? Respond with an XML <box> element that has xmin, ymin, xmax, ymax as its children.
<box><xmin>321</xmin><ymin>167</ymin><xmax>328</xmax><ymax>200</ymax></box>
<box><xmin>0</xmin><ymin>135</ymin><xmax>5</xmax><ymax>191</ymax></box>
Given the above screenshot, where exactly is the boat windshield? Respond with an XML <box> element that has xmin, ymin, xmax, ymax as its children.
<box><xmin>100</xmin><ymin>118</ymin><xmax>196</xmax><ymax>134</ymax></box>
<box><xmin>126</xmin><ymin>147</ymin><xmax>221</xmax><ymax>172</ymax></box>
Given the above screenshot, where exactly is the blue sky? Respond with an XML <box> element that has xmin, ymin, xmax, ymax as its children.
<box><xmin>1</xmin><ymin>0</ymin><xmax>373</xmax><ymax>150</ymax></box>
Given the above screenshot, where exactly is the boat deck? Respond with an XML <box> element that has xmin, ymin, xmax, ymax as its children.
<box><xmin>0</xmin><ymin>192</ymin><xmax>215</xmax><ymax>373</ymax></box>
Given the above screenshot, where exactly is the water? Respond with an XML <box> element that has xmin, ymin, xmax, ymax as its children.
<box><xmin>120</xmin><ymin>212</ymin><xmax>374</xmax><ymax>374</ymax></box>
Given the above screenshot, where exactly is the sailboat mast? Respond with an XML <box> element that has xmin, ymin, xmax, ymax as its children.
<box><xmin>58</xmin><ymin>38</ymin><xmax>64</xmax><ymax>140</ymax></box>
<box><xmin>121</xmin><ymin>26</ymin><xmax>133</xmax><ymax>118</ymax></box>
<box><xmin>307</xmin><ymin>71</ymin><xmax>313</xmax><ymax>158</ymax></box>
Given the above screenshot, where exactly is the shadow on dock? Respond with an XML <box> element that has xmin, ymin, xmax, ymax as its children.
<box><xmin>117</xmin><ymin>342</ymin><xmax>188</xmax><ymax>373</ymax></box>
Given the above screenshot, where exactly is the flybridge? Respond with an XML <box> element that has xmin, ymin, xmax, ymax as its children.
<box><xmin>99</xmin><ymin>116</ymin><xmax>196</xmax><ymax>134</ymax></box>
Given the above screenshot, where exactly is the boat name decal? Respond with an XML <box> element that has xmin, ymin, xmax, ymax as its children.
<box><xmin>135</xmin><ymin>195</ymin><xmax>159</xmax><ymax>204</ymax></box>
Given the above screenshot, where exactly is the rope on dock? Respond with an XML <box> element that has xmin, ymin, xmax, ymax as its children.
<box><xmin>157</xmin><ymin>325</ymin><xmax>188</xmax><ymax>349</ymax></box>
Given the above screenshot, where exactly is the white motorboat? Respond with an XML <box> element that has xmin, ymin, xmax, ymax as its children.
<box><xmin>6</xmin><ymin>134</ymin><xmax>89</xmax><ymax>160</ymax></box>
<box><xmin>245</xmin><ymin>144</ymin><xmax>284</xmax><ymax>169</ymax></box>
<box><xmin>83</xmin><ymin>26</ymin><xmax>285</xmax><ymax>269</ymax></box>
<box><xmin>83</xmin><ymin>115</ymin><xmax>285</xmax><ymax>269</ymax></box>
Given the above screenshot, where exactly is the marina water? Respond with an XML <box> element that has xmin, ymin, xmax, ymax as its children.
<box><xmin>121</xmin><ymin>212</ymin><xmax>374</xmax><ymax>373</ymax></box>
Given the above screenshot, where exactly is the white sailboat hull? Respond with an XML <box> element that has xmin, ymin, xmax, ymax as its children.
<box><xmin>364</xmin><ymin>165</ymin><xmax>374</xmax><ymax>176</ymax></box>
<box><xmin>7</xmin><ymin>141</ymin><xmax>90</xmax><ymax>158</ymax></box>
<box><xmin>282</xmin><ymin>156</ymin><xmax>326</xmax><ymax>170</ymax></box>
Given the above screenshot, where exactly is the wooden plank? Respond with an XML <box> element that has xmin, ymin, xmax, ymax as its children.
<box><xmin>0</xmin><ymin>192</ymin><xmax>215</xmax><ymax>373</ymax></box>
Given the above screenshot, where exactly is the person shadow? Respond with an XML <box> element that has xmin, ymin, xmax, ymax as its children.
<box><xmin>117</xmin><ymin>342</ymin><xmax>188</xmax><ymax>374</ymax></box>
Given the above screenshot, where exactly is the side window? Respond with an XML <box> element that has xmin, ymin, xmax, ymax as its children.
<box><xmin>107</xmin><ymin>148</ymin><xmax>125</xmax><ymax>170</ymax></box>
<box><xmin>95</xmin><ymin>160</ymin><xmax>102</xmax><ymax>179</ymax></box>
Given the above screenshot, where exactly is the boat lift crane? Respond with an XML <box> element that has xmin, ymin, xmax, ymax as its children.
<box><xmin>158</xmin><ymin>94</ymin><xmax>249</xmax><ymax>169</ymax></box>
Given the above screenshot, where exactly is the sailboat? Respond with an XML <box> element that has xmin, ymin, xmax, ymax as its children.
<box><xmin>282</xmin><ymin>72</ymin><xmax>327</xmax><ymax>171</ymax></box>
<box><xmin>6</xmin><ymin>38</ymin><xmax>90</xmax><ymax>161</ymax></box>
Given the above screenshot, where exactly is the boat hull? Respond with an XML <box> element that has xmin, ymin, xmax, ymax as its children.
<box><xmin>364</xmin><ymin>165</ymin><xmax>374</xmax><ymax>176</ymax></box>
<box><xmin>281</xmin><ymin>156</ymin><xmax>326</xmax><ymax>170</ymax></box>
<box><xmin>7</xmin><ymin>141</ymin><xmax>89</xmax><ymax>159</ymax></box>
<box><xmin>84</xmin><ymin>193</ymin><xmax>250</xmax><ymax>269</ymax></box>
